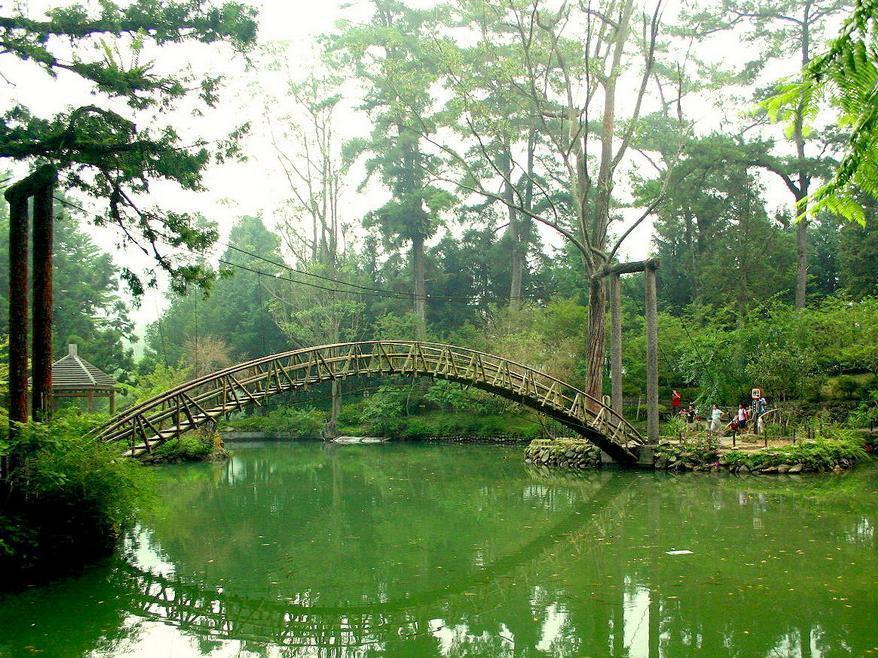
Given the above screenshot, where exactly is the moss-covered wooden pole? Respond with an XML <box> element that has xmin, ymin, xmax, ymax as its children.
<box><xmin>4</xmin><ymin>165</ymin><xmax>57</xmax><ymax>432</ymax></box>
<box><xmin>6</xmin><ymin>186</ymin><xmax>30</xmax><ymax>430</ymax></box>
<box><xmin>32</xmin><ymin>171</ymin><xmax>56</xmax><ymax>421</ymax></box>
<box><xmin>645</xmin><ymin>261</ymin><xmax>659</xmax><ymax>443</ymax></box>
<box><xmin>610</xmin><ymin>274</ymin><xmax>623</xmax><ymax>415</ymax></box>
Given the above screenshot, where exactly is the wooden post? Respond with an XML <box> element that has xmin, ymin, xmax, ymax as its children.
<box><xmin>6</xmin><ymin>189</ymin><xmax>29</xmax><ymax>430</ymax></box>
<box><xmin>645</xmin><ymin>263</ymin><xmax>659</xmax><ymax>444</ymax></box>
<box><xmin>110</xmin><ymin>391</ymin><xmax>116</xmax><ymax>415</ymax></box>
<box><xmin>610</xmin><ymin>274</ymin><xmax>623</xmax><ymax>415</ymax></box>
<box><xmin>87</xmin><ymin>390</ymin><xmax>95</xmax><ymax>413</ymax></box>
<box><xmin>5</xmin><ymin>166</ymin><xmax>57</xmax><ymax>434</ymax></box>
<box><xmin>32</xmin><ymin>176</ymin><xmax>55</xmax><ymax>421</ymax></box>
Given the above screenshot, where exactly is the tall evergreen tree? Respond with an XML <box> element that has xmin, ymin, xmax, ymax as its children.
<box><xmin>332</xmin><ymin>0</ymin><xmax>454</xmax><ymax>338</ymax></box>
<box><xmin>718</xmin><ymin>0</ymin><xmax>851</xmax><ymax>307</ymax></box>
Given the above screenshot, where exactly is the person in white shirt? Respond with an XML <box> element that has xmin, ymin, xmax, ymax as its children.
<box><xmin>710</xmin><ymin>404</ymin><xmax>723</xmax><ymax>433</ymax></box>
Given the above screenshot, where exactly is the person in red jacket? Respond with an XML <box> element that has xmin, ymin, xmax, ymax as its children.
<box><xmin>671</xmin><ymin>390</ymin><xmax>681</xmax><ymax>413</ymax></box>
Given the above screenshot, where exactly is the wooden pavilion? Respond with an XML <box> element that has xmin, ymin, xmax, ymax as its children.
<box><xmin>50</xmin><ymin>344</ymin><xmax>118</xmax><ymax>413</ymax></box>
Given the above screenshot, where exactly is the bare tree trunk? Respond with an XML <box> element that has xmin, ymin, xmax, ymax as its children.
<box><xmin>499</xmin><ymin>146</ymin><xmax>524</xmax><ymax>312</ymax></box>
<box><xmin>794</xmin><ymin>2</ymin><xmax>813</xmax><ymax>309</ymax></box>
<box><xmin>509</xmin><ymin>213</ymin><xmax>522</xmax><ymax>312</ymax></box>
<box><xmin>412</xmin><ymin>233</ymin><xmax>427</xmax><ymax>338</ymax></box>
<box><xmin>518</xmin><ymin>125</ymin><xmax>535</xmax><ymax>309</ymax></box>
<box><xmin>795</xmin><ymin>207</ymin><xmax>808</xmax><ymax>308</ymax></box>
<box><xmin>585</xmin><ymin>277</ymin><xmax>606</xmax><ymax>409</ymax></box>
<box><xmin>505</xmin><ymin>174</ymin><xmax>522</xmax><ymax>313</ymax></box>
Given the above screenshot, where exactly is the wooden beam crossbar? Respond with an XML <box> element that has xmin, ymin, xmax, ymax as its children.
<box><xmin>228</xmin><ymin>375</ymin><xmax>261</xmax><ymax>407</ymax></box>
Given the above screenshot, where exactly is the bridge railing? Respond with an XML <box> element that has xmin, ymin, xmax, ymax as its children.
<box><xmin>94</xmin><ymin>341</ymin><xmax>643</xmax><ymax>457</ymax></box>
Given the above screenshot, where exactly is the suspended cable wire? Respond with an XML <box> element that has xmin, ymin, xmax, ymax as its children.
<box><xmin>224</xmin><ymin>243</ymin><xmax>514</xmax><ymax>303</ymax></box>
<box><xmin>218</xmin><ymin>257</ymin><xmax>470</xmax><ymax>303</ymax></box>
<box><xmin>51</xmin><ymin>194</ymin><xmax>543</xmax><ymax>306</ymax></box>
<box><xmin>225</xmin><ymin>244</ymin><xmax>413</xmax><ymax>299</ymax></box>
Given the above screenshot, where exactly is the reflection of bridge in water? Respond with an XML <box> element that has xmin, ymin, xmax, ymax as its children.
<box><xmin>94</xmin><ymin>341</ymin><xmax>644</xmax><ymax>462</ymax></box>
<box><xmin>120</xmin><ymin>474</ymin><xmax>634</xmax><ymax>651</ymax></box>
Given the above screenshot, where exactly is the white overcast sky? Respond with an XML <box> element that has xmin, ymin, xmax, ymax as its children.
<box><xmin>4</xmin><ymin>0</ymin><xmax>831</xmax><ymax>348</ymax></box>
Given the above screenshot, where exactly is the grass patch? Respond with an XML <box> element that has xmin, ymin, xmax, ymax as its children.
<box><xmin>721</xmin><ymin>437</ymin><xmax>868</xmax><ymax>471</ymax></box>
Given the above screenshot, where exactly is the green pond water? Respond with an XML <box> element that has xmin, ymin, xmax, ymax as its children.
<box><xmin>2</xmin><ymin>441</ymin><xmax>878</xmax><ymax>657</ymax></box>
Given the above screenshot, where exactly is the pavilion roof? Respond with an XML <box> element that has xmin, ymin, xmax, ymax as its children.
<box><xmin>51</xmin><ymin>344</ymin><xmax>117</xmax><ymax>391</ymax></box>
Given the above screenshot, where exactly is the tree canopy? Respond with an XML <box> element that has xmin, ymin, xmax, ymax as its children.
<box><xmin>0</xmin><ymin>0</ymin><xmax>258</xmax><ymax>294</ymax></box>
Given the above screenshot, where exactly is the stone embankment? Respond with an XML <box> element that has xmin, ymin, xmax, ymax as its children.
<box><xmin>524</xmin><ymin>439</ymin><xmax>602</xmax><ymax>469</ymax></box>
<box><xmin>524</xmin><ymin>435</ymin><xmax>869</xmax><ymax>473</ymax></box>
<box><xmin>653</xmin><ymin>436</ymin><xmax>867</xmax><ymax>474</ymax></box>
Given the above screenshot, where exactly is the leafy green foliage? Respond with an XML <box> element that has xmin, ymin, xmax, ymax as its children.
<box><xmin>848</xmin><ymin>390</ymin><xmax>878</xmax><ymax>428</ymax></box>
<box><xmin>661</xmin><ymin>415</ymin><xmax>690</xmax><ymax>438</ymax></box>
<box><xmin>646</xmin><ymin>133</ymin><xmax>797</xmax><ymax>310</ymax></box>
<box><xmin>224</xmin><ymin>407</ymin><xmax>325</xmax><ymax>439</ymax></box>
<box><xmin>329</xmin><ymin>1</ymin><xmax>461</xmax><ymax>333</ymax></box>
<box><xmin>0</xmin><ymin>413</ymin><xmax>152</xmax><ymax>575</ymax></box>
<box><xmin>121</xmin><ymin>363</ymin><xmax>191</xmax><ymax>408</ymax></box>
<box><xmin>144</xmin><ymin>216</ymin><xmax>289</xmax><ymax>367</ymax></box>
<box><xmin>359</xmin><ymin>385</ymin><xmax>411</xmax><ymax>435</ymax></box>
<box><xmin>353</xmin><ymin>379</ymin><xmax>544</xmax><ymax>439</ymax></box>
<box><xmin>765</xmin><ymin>0</ymin><xmax>878</xmax><ymax>224</ymax></box>
<box><xmin>0</xmin><ymin>0</ymin><xmax>258</xmax><ymax>293</ymax></box>
<box><xmin>624</xmin><ymin>296</ymin><xmax>878</xmax><ymax>407</ymax></box>
<box><xmin>837</xmin><ymin>199</ymin><xmax>878</xmax><ymax>297</ymax></box>
<box><xmin>148</xmin><ymin>429</ymin><xmax>226</xmax><ymax>463</ymax></box>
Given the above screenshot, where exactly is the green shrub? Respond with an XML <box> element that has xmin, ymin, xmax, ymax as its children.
<box><xmin>147</xmin><ymin>429</ymin><xmax>226</xmax><ymax>463</ymax></box>
<box><xmin>762</xmin><ymin>423</ymin><xmax>784</xmax><ymax>438</ymax></box>
<box><xmin>391</xmin><ymin>411</ymin><xmax>543</xmax><ymax>440</ymax></box>
<box><xmin>423</xmin><ymin>380</ymin><xmax>518</xmax><ymax>414</ymax></box>
<box><xmin>661</xmin><ymin>415</ymin><xmax>689</xmax><ymax>438</ymax></box>
<box><xmin>360</xmin><ymin>386</ymin><xmax>410</xmax><ymax>435</ymax></box>
<box><xmin>0</xmin><ymin>413</ymin><xmax>152</xmax><ymax>578</ymax></box>
<box><xmin>224</xmin><ymin>406</ymin><xmax>325</xmax><ymax>438</ymax></box>
<box><xmin>847</xmin><ymin>390</ymin><xmax>878</xmax><ymax>429</ymax></box>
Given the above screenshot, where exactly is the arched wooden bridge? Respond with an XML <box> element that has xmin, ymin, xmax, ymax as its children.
<box><xmin>95</xmin><ymin>341</ymin><xmax>644</xmax><ymax>462</ymax></box>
